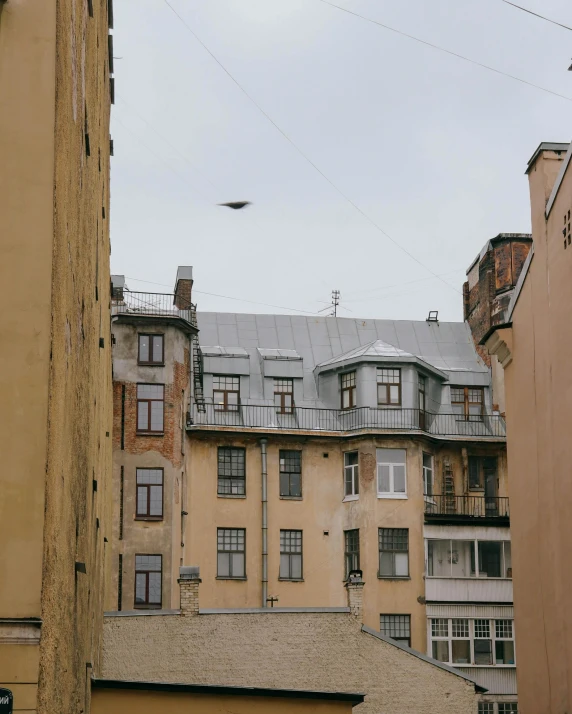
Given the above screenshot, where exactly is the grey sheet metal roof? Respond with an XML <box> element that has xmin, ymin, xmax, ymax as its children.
<box><xmin>196</xmin><ymin>313</ymin><xmax>488</xmax><ymax>380</ymax></box>
<box><xmin>257</xmin><ymin>348</ymin><xmax>302</xmax><ymax>360</ymax></box>
<box><xmin>317</xmin><ymin>339</ymin><xmax>413</xmax><ymax>366</ymax></box>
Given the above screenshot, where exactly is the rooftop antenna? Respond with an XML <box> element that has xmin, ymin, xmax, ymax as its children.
<box><xmin>331</xmin><ymin>289</ymin><xmax>341</xmax><ymax>317</ymax></box>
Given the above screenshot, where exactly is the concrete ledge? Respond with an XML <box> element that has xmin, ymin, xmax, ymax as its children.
<box><xmin>199</xmin><ymin>607</ymin><xmax>351</xmax><ymax>615</ymax></box>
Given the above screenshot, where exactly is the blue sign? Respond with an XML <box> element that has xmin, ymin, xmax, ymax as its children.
<box><xmin>0</xmin><ymin>688</ymin><xmax>12</xmax><ymax>714</ymax></box>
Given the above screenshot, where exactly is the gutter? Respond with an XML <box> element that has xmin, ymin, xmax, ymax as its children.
<box><xmin>260</xmin><ymin>438</ymin><xmax>268</xmax><ymax>608</ymax></box>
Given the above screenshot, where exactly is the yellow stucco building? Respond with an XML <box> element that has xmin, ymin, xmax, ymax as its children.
<box><xmin>0</xmin><ymin>1</ymin><xmax>113</xmax><ymax>711</ymax></box>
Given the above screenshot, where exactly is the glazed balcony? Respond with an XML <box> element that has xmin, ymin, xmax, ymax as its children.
<box><xmin>187</xmin><ymin>402</ymin><xmax>506</xmax><ymax>440</ymax></box>
<box><xmin>424</xmin><ymin>495</ymin><xmax>510</xmax><ymax>525</ymax></box>
<box><xmin>112</xmin><ymin>290</ymin><xmax>196</xmax><ymax>328</ymax></box>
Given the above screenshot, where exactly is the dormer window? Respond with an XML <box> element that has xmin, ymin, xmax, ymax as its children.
<box><xmin>341</xmin><ymin>371</ymin><xmax>356</xmax><ymax>409</ymax></box>
<box><xmin>451</xmin><ymin>386</ymin><xmax>483</xmax><ymax>421</ymax></box>
<box><xmin>377</xmin><ymin>368</ymin><xmax>401</xmax><ymax>406</ymax></box>
<box><xmin>274</xmin><ymin>378</ymin><xmax>294</xmax><ymax>414</ymax></box>
<box><xmin>213</xmin><ymin>375</ymin><xmax>239</xmax><ymax>412</ymax></box>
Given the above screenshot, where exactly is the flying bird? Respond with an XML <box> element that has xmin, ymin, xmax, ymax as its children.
<box><xmin>217</xmin><ymin>201</ymin><xmax>251</xmax><ymax>210</ymax></box>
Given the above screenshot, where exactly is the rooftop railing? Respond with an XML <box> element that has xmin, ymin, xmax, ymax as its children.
<box><xmin>424</xmin><ymin>495</ymin><xmax>510</xmax><ymax>521</ymax></box>
<box><xmin>112</xmin><ymin>290</ymin><xmax>195</xmax><ymax>326</ymax></box>
<box><xmin>188</xmin><ymin>403</ymin><xmax>506</xmax><ymax>439</ymax></box>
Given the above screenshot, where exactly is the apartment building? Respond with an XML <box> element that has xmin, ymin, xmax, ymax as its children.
<box><xmin>0</xmin><ymin>1</ymin><xmax>113</xmax><ymax>712</ymax></box>
<box><xmin>482</xmin><ymin>142</ymin><xmax>572</xmax><ymax>714</ymax></box>
<box><xmin>109</xmin><ymin>267</ymin><xmax>516</xmax><ymax>712</ymax></box>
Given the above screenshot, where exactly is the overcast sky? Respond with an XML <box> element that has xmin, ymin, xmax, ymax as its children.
<box><xmin>110</xmin><ymin>0</ymin><xmax>572</xmax><ymax>321</ymax></box>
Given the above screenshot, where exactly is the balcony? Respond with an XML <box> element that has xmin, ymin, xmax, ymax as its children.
<box><xmin>424</xmin><ymin>495</ymin><xmax>510</xmax><ymax>525</ymax></box>
<box><xmin>187</xmin><ymin>403</ymin><xmax>506</xmax><ymax>440</ymax></box>
<box><xmin>112</xmin><ymin>290</ymin><xmax>196</xmax><ymax>329</ymax></box>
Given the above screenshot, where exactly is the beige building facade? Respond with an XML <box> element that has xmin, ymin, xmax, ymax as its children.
<box><xmin>485</xmin><ymin>141</ymin><xmax>572</xmax><ymax>714</ymax></box>
<box><xmin>0</xmin><ymin>0</ymin><xmax>113</xmax><ymax>712</ymax></box>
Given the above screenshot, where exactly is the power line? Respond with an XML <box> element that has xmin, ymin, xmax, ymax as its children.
<box><xmin>500</xmin><ymin>0</ymin><xmax>572</xmax><ymax>32</ymax></box>
<box><xmin>124</xmin><ymin>276</ymin><xmax>321</xmax><ymax>315</ymax></box>
<box><xmin>318</xmin><ymin>0</ymin><xmax>572</xmax><ymax>103</ymax></box>
<box><xmin>161</xmin><ymin>0</ymin><xmax>461</xmax><ymax>295</ymax></box>
<box><xmin>342</xmin><ymin>269</ymin><xmax>465</xmax><ymax>300</ymax></box>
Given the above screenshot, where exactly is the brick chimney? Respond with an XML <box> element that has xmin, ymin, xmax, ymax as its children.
<box><xmin>178</xmin><ymin>566</ymin><xmax>201</xmax><ymax>616</ymax></box>
<box><xmin>345</xmin><ymin>570</ymin><xmax>364</xmax><ymax>620</ymax></box>
<box><xmin>174</xmin><ymin>266</ymin><xmax>193</xmax><ymax>310</ymax></box>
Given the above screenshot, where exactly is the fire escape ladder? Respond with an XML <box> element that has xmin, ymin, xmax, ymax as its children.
<box><xmin>190</xmin><ymin>305</ymin><xmax>206</xmax><ymax>413</ymax></box>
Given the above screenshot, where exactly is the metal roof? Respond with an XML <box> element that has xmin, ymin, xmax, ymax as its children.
<box><xmin>317</xmin><ymin>339</ymin><xmax>413</xmax><ymax>367</ymax></box>
<box><xmin>196</xmin><ymin>313</ymin><xmax>488</xmax><ymax>383</ymax></box>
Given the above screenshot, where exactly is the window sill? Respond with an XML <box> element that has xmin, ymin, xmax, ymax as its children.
<box><xmin>134</xmin><ymin>517</ymin><xmax>164</xmax><ymax>522</ymax></box>
<box><xmin>217</xmin><ymin>493</ymin><xmax>246</xmax><ymax>499</ymax></box>
<box><xmin>137</xmin><ymin>363</ymin><xmax>165</xmax><ymax>367</ymax></box>
<box><xmin>280</xmin><ymin>496</ymin><xmax>303</xmax><ymax>501</ymax></box>
<box><xmin>216</xmin><ymin>576</ymin><xmax>247</xmax><ymax>581</ymax></box>
<box><xmin>134</xmin><ymin>604</ymin><xmax>162</xmax><ymax>610</ymax></box>
<box><xmin>377</xmin><ymin>494</ymin><xmax>408</xmax><ymax>500</ymax></box>
<box><xmin>136</xmin><ymin>432</ymin><xmax>164</xmax><ymax>437</ymax></box>
<box><xmin>278</xmin><ymin>578</ymin><xmax>304</xmax><ymax>582</ymax></box>
<box><xmin>378</xmin><ymin>575</ymin><xmax>411</xmax><ymax>581</ymax></box>
<box><xmin>343</xmin><ymin>495</ymin><xmax>359</xmax><ymax>503</ymax></box>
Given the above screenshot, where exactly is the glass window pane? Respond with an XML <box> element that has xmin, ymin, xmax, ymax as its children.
<box><xmin>149</xmin><ymin>485</ymin><xmax>162</xmax><ymax>516</ymax></box>
<box><xmin>428</xmin><ymin>540</ymin><xmax>451</xmax><ymax>577</ymax></box>
<box><xmin>389</xmin><ymin>385</ymin><xmax>400</xmax><ymax>403</ymax></box>
<box><xmin>504</xmin><ymin>542</ymin><xmax>512</xmax><ymax>577</ymax></box>
<box><xmin>377</xmin><ymin>448</ymin><xmax>406</xmax><ymax>464</ymax></box>
<box><xmin>280</xmin><ymin>472</ymin><xmax>290</xmax><ymax>497</ymax></box>
<box><xmin>137</xmin><ymin>402</ymin><xmax>148</xmax><ymax>430</ymax></box>
<box><xmin>231</xmin><ymin>553</ymin><xmax>245</xmax><ymax>578</ymax></box>
<box><xmin>474</xmin><ymin>639</ymin><xmax>493</xmax><ymax>665</ymax></box>
<box><xmin>137</xmin><ymin>487</ymin><xmax>147</xmax><ymax>514</ymax></box>
<box><xmin>379</xmin><ymin>552</ymin><xmax>394</xmax><ymax>576</ymax></box>
<box><xmin>342</xmin><ymin>390</ymin><xmax>350</xmax><ymax>409</ymax></box>
<box><xmin>431</xmin><ymin>619</ymin><xmax>448</xmax><ymax>637</ymax></box>
<box><xmin>495</xmin><ymin>640</ymin><xmax>515</xmax><ymax>664</ymax></box>
<box><xmin>139</xmin><ymin>335</ymin><xmax>149</xmax><ymax>362</ymax></box>
<box><xmin>150</xmin><ymin>401</ymin><xmax>163</xmax><ymax>431</ymax></box>
<box><xmin>217</xmin><ymin>553</ymin><xmax>230</xmax><ymax>577</ymax></box>
<box><xmin>450</xmin><ymin>541</ymin><xmax>475</xmax><ymax>578</ymax></box>
<box><xmin>378</xmin><ymin>464</ymin><xmax>390</xmax><ymax>493</ymax></box>
<box><xmin>148</xmin><ymin>572</ymin><xmax>161</xmax><ymax>604</ymax></box>
<box><xmin>137</xmin><ymin>384</ymin><xmax>163</xmax><ymax>399</ymax></box>
<box><xmin>432</xmin><ymin>640</ymin><xmax>449</xmax><ymax>662</ymax></box>
<box><xmin>378</xmin><ymin>385</ymin><xmax>388</xmax><ymax>404</ymax></box>
<box><xmin>393</xmin><ymin>464</ymin><xmax>406</xmax><ymax>492</ymax></box>
<box><xmin>452</xmin><ymin>640</ymin><xmax>471</xmax><ymax>664</ymax></box>
<box><xmin>353</xmin><ymin>468</ymin><xmax>359</xmax><ymax>495</ymax></box>
<box><xmin>291</xmin><ymin>554</ymin><xmax>302</xmax><ymax>579</ymax></box>
<box><xmin>479</xmin><ymin>542</ymin><xmax>502</xmax><ymax>577</ymax></box>
<box><xmin>152</xmin><ymin>335</ymin><xmax>163</xmax><ymax>362</ymax></box>
<box><xmin>345</xmin><ymin>452</ymin><xmax>358</xmax><ymax>466</ymax></box>
<box><xmin>135</xmin><ymin>574</ymin><xmax>146</xmax><ymax>603</ymax></box>
<box><xmin>290</xmin><ymin>473</ymin><xmax>301</xmax><ymax>497</ymax></box>
<box><xmin>280</xmin><ymin>554</ymin><xmax>289</xmax><ymax>578</ymax></box>
<box><xmin>394</xmin><ymin>552</ymin><xmax>408</xmax><ymax>576</ymax></box>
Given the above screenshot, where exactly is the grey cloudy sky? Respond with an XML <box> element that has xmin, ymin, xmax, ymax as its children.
<box><xmin>110</xmin><ymin>0</ymin><xmax>572</xmax><ymax>321</ymax></box>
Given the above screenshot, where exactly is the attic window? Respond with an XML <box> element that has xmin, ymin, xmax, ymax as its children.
<box><xmin>377</xmin><ymin>368</ymin><xmax>401</xmax><ymax>406</ymax></box>
<box><xmin>341</xmin><ymin>371</ymin><xmax>356</xmax><ymax>410</ymax></box>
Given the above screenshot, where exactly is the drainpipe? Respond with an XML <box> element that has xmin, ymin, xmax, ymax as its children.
<box><xmin>260</xmin><ymin>438</ymin><xmax>268</xmax><ymax>608</ymax></box>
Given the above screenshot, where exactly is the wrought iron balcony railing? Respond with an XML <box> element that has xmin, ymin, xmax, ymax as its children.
<box><xmin>187</xmin><ymin>402</ymin><xmax>506</xmax><ymax>439</ymax></box>
<box><xmin>112</xmin><ymin>290</ymin><xmax>195</xmax><ymax>326</ymax></box>
<box><xmin>424</xmin><ymin>495</ymin><xmax>510</xmax><ymax>521</ymax></box>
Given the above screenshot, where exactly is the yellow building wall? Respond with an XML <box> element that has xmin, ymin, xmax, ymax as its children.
<box><xmin>92</xmin><ymin>688</ymin><xmax>353</xmax><ymax>714</ymax></box>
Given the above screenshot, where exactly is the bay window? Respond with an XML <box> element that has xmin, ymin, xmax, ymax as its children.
<box><xmin>427</xmin><ymin>539</ymin><xmax>512</xmax><ymax>578</ymax></box>
<box><xmin>430</xmin><ymin>618</ymin><xmax>515</xmax><ymax>666</ymax></box>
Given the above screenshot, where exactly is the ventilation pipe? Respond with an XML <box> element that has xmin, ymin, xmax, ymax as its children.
<box><xmin>260</xmin><ymin>438</ymin><xmax>268</xmax><ymax>608</ymax></box>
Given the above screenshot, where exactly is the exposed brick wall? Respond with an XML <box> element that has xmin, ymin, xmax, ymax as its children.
<box><xmin>101</xmin><ymin>612</ymin><xmax>478</xmax><ymax>714</ymax></box>
<box><xmin>174</xmin><ymin>279</ymin><xmax>192</xmax><ymax>310</ymax></box>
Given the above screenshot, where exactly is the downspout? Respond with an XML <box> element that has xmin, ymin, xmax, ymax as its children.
<box><xmin>260</xmin><ymin>438</ymin><xmax>268</xmax><ymax>608</ymax></box>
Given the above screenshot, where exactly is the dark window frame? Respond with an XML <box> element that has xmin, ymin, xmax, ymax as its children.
<box><xmin>378</xmin><ymin>528</ymin><xmax>409</xmax><ymax>578</ymax></box>
<box><xmin>377</xmin><ymin>367</ymin><xmax>402</xmax><ymax>406</ymax></box>
<box><xmin>274</xmin><ymin>378</ymin><xmax>294</xmax><ymax>415</ymax></box>
<box><xmin>279</xmin><ymin>450</ymin><xmax>302</xmax><ymax>498</ymax></box>
<box><xmin>217</xmin><ymin>446</ymin><xmax>246</xmax><ymax>496</ymax></box>
<box><xmin>279</xmin><ymin>529</ymin><xmax>303</xmax><ymax>580</ymax></box>
<box><xmin>451</xmin><ymin>386</ymin><xmax>484</xmax><ymax>421</ymax></box>
<box><xmin>468</xmin><ymin>455</ymin><xmax>498</xmax><ymax>491</ymax></box>
<box><xmin>138</xmin><ymin>333</ymin><xmax>165</xmax><ymax>366</ymax></box>
<box><xmin>217</xmin><ymin>527</ymin><xmax>246</xmax><ymax>579</ymax></box>
<box><xmin>341</xmin><ymin>371</ymin><xmax>357</xmax><ymax>410</ymax></box>
<box><xmin>344</xmin><ymin>529</ymin><xmax>360</xmax><ymax>580</ymax></box>
<box><xmin>134</xmin><ymin>554</ymin><xmax>162</xmax><ymax>609</ymax></box>
<box><xmin>213</xmin><ymin>374</ymin><xmax>240</xmax><ymax>412</ymax></box>
<box><xmin>380</xmin><ymin>614</ymin><xmax>411</xmax><ymax>647</ymax></box>
<box><xmin>135</xmin><ymin>468</ymin><xmax>164</xmax><ymax>520</ymax></box>
<box><xmin>136</xmin><ymin>383</ymin><xmax>165</xmax><ymax>433</ymax></box>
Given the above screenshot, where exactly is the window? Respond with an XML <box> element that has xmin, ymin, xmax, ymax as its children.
<box><xmin>422</xmin><ymin>453</ymin><xmax>433</xmax><ymax>497</ymax></box>
<box><xmin>379</xmin><ymin>528</ymin><xmax>409</xmax><ymax>577</ymax></box>
<box><xmin>376</xmin><ymin>448</ymin><xmax>407</xmax><ymax>497</ymax></box>
<box><xmin>217</xmin><ymin>528</ymin><xmax>245</xmax><ymax>578</ymax></box>
<box><xmin>344</xmin><ymin>451</ymin><xmax>359</xmax><ymax>498</ymax></box>
<box><xmin>274</xmin><ymin>378</ymin><xmax>294</xmax><ymax>414</ymax></box>
<box><xmin>134</xmin><ymin>555</ymin><xmax>162</xmax><ymax>608</ymax></box>
<box><xmin>498</xmin><ymin>704</ymin><xmax>518</xmax><ymax>714</ymax></box>
<box><xmin>469</xmin><ymin>456</ymin><xmax>497</xmax><ymax>491</ymax></box>
<box><xmin>279</xmin><ymin>450</ymin><xmax>302</xmax><ymax>497</ymax></box>
<box><xmin>217</xmin><ymin>447</ymin><xmax>246</xmax><ymax>495</ymax></box>
<box><xmin>451</xmin><ymin>386</ymin><xmax>484</xmax><ymax>421</ymax></box>
<box><xmin>280</xmin><ymin>530</ymin><xmax>303</xmax><ymax>580</ymax></box>
<box><xmin>136</xmin><ymin>384</ymin><xmax>164</xmax><ymax>433</ymax></box>
<box><xmin>136</xmin><ymin>468</ymin><xmax>163</xmax><ymax>518</ymax></box>
<box><xmin>430</xmin><ymin>618</ymin><xmax>515</xmax><ymax>666</ymax></box>
<box><xmin>344</xmin><ymin>529</ymin><xmax>360</xmax><ymax>579</ymax></box>
<box><xmin>418</xmin><ymin>374</ymin><xmax>426</xmax><ymax>411</ymax></box>
<box><xmin>377</xmin><ymin>367</ymin><xmax>401</xmax><ymax>405</ymax></box>
<box><xmin>138</xmin><ymin>334</ymin><xmax>164</xmax><ymax>365</ymax></box>
<box><xmin>341</xmin><ymin>371</ymin><xmax>356</xmax><ymax>409</ymax></box>
<box><xmin>478</xmin><ymin>705</ymin><xmax>495</xmax><ymax>714</ymax></box>
<box><xmin>213</xmin><ymin>375</ymin><xmax>240</xmax><ymax>412</ymax></box>
<box><xmin>380</xmin><ymin>615</ymin><xmax>411</xmax><ymax>647</ymax></box>
<box><xmin>427</xmin><ymin>539</ymin><xmax>512</xmax><ymax>579</ymax></box>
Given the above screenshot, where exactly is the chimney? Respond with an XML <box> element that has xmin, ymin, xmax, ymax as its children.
<box><xmin>111</xmin><ymin>275</ymin><xmax>125</xmax><ymax>301</ymax></box>
<box><xmin>178</xmin><ymin>566</ymin><xmax>201</xmax><ymax>616</ymax></box>
<box><xmin>174</xmin><ymin>266</ymin><xmax>193</xmax><ymax>310</ymax></box>
<box><xmin>345</xmin><ymin>570</ymin><xmax>364</xmax><ymax>620</ymax></box>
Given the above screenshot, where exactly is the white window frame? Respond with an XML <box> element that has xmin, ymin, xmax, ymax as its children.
<box><xmin>425</xmin><ymin>539</ymin><xmax>512</xmax><ymax>579</ymax></box>
<box><xmin>376</xmin><ymin>449</ymin><xmax>407</xmax><ymax>499</ymax></box>
<box><xmin>429</xmin><ymin>617</ymin><xmax>516</xmax><ymax>668</ymax></box>
<box><xmin>343</xmin><ymin>451</ymin><xmax>359</xmax><ymax>501</ymax></box>
<box><xmin>422</xmin><ymin>452</ymin><xmax>434</xmax><ymax>499</ymax></box>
